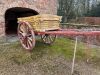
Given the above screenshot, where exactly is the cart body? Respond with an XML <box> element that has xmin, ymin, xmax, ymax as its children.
<box><xmin>18</xmin><ymin>14</ymin><xmax>61</xmax><ymax>32</ymax></box>
<box><xmin>17</xmin><ymin>14</ymin><xmax>100</xmax><ymax>51</ymax></box>
<box><xmin>18</xmin><ymin>14</ymin><xmax>61</xmax><ymax>50</ymax></box>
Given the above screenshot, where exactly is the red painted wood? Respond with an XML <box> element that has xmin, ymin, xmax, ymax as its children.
<box><xmin>36</xmin><ymin>30</ymin><xmax>100</xmax><ymax>36</ymax></box>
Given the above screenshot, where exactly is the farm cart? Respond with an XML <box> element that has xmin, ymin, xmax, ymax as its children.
<box><xmin>17</xmin><ymin>14</ymin><xmax>100</xmax><ymax>51</ymax></box>
<box><xmin>18</xmin><ymin>14</ymin><xmax>61</xmax><ymax>50</ymax></box>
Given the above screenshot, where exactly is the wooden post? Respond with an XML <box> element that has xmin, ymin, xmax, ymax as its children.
<box><xmin>71</xmin><ymin>36</ymin><xmax>78</xmax><ymax>75</ymax></box>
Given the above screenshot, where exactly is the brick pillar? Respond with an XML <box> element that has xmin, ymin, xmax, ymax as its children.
<box><xmin>0</xmin><ymin>16</ymin><xmax>5</xmax><ymax>37</ymax></box>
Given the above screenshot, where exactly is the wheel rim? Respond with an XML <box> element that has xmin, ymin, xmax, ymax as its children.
<box><xmin>41</xmin><ymin>34</ymin><xmax>57</xmax><ymax>44</ymax></box>
<box><xmin>18</xmin><ymin>22</ymin><xmax>35</xmax><ymax>50</ymax></box>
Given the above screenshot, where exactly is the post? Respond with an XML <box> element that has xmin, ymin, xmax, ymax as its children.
<box><xmin>71</xmin><ymin>36</ymin><xmax>78</xmax><ymax>75</ymax></box>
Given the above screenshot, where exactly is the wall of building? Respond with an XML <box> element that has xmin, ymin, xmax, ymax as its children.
<box><xmin>0</xmin><ymin>0</ymin><xmax>58</xmax><ymax>37</ymax></box>
<box><xmin>84</xmin><ymin>17</ymin><xmax>100</xmax><ymax>25</ymax></box>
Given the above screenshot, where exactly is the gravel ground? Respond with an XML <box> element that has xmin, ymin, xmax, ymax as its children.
<box><xmin>0</xmin><ymin>55</ymin><xmax>100</xmax><ymax>75</ymax></box>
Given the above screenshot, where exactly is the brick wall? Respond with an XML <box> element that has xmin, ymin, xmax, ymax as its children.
<box><xmin>80</xmin><ymin>17</ymin><xmax>100</xmax><ymax>25</ymax></box>
<box><xmin>84</xmin><ymin>17</ymin><xmax>100</xmax><ymax>25</ymax></box>
<box><xmin>75</xmin><ymin>17</ymin><xmax>100</xmax><ymax>25</ymax></box>
<box><xmin>0</xmin><ymin>0</ymin><xmax>58</xmax><ymax>37</ymax></box>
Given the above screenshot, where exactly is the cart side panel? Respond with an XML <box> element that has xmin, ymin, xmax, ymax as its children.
<box><xmin>18</xmin><ymin>14</ymin><xmax>61</xmax><ymax>32</ymax></box>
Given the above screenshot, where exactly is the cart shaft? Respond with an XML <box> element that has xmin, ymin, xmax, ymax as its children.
<box><xmin>36</xmin><ymin>30</ymin><xmax>100</xmax><ymax>36</ymax></box>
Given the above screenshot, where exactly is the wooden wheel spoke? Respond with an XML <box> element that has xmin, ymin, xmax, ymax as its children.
<box><xmin>27</xmin><ymin>38</ymin><xmax>33</xmax><ymax>47</ymax></box>
<box><xmin>41</xmin><ymin>34</ymin><xmax>56</xmax><ymax>44</ymax></box>
<box><xmin>25</xmin><ymin>36</ymin><xmax>33</xmax><ymax>49</ymax></box>
<box><xmin>49</xmin><ymin>36</ymin><xmax>53</xmax><ymax>42</ymax></box>
<box><xmin>18</xmin><ymin>29</ymin><xmax>27</xmax><ymax>42</ymax></box>
<box><xmin>19</xmin><ymin>33</ymin><xmax>24</xmax><ymax>40</ymax></box>
<box><xmin>27</xmin><ymin>36</ymin><xmax>33</xmax><ymax>42</ymax></box>
<box><xmin>42</xmin><ymin>35</ymin><xmax>47</xmax><ymax>41</ymax></box>
<box><xmin>45</xmin><ymin>36</ymin><xmax>49</xmax><ymax>43</ymax></box>
<box><xmin>26</xmin><ymin>39</ymin><xmax>29</xmax><ymax>48</ymax></box>
<box><xmin>42</xmin><ymin>35</ymin><xmax>46</xmax><ymax>39</ymax></box>
<box><xmin>48</xmin><ymin>36</ymin><xmax>51</xmax><ymax>43</ymax></box>
<box><xmin>27</xmin><ymin>31</ymin><xmax>32</xmax><ymax>37</ymax></box>
<box><xmin>22</xmin><ymin>38</ymin><xmax>27</xmax><ymax>47</ymax></box>
<box><xmin>20</xmin><ymin>25</ymin><xmax>26</xmax><ymax>33</ymax></box>
<box><xmin>19</xmin><ymin>30</ymin><xmax>25</xmax><ymax>36</ymax></box>
<box><xmin>46</xmin><ymin>37</ymin><xmax>50</xmax><ymax>43</ymax></box>
<box><xmin>25</xmin><ymin>25</ymin><xmax>29</xmax><ymax>33</ymax></box>
<box><xmin>18</xmin><ymin>27</ymin><xmax>25</xmax><ymax>37</ymax></box>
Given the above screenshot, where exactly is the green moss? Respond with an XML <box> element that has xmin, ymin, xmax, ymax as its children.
<box><xmin>0</xmin><ymin>37</ymin><xmax>99</xmax><ymax>65</ymax></box>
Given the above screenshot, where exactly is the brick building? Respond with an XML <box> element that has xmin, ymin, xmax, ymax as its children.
<box><xmin>0</xmin><ymin>0</ymin><xmax>58</xmax><ymax>37</ymax></box>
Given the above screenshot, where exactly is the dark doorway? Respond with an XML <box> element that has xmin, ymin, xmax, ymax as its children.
<box><xmin>5</xmin><ymin>7</ymin><xmax>39</xmax><ymax>35</ymax></box>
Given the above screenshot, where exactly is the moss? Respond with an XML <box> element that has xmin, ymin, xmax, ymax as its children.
<box><xmin>0</xmin><ymin>37</ymin><xmax>99</xmax><ymax>65</ymax></box>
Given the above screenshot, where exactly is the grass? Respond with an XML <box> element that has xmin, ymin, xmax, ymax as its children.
<box><xmin>0</xmin><ymin>37</ymin><xmax>100</xmax><ymax>65</ymax></box>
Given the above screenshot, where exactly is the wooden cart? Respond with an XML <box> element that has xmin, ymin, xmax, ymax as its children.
<box><xmin>18</xmin><ymin>14</ymin><xmax>61</xmax><ymax>50</ymax></box>
<box><xmin>18</xmin><ymin>14</ymin><xmax>100</xmax><ymax>51</ymax></box>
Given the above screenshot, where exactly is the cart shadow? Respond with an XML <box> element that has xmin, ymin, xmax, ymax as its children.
<box><xmin>10</xmin><ymin>40</ymin><xmax>52</xmax><ymax>65</ymax></box>
<box><xmin>31</xmin><ymin>40</ymin><xmax>52</xmax><ymax>60</ymax></box>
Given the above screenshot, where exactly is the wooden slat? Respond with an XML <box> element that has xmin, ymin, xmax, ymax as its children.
<box><xmin>18</xmin><ymin>14</ymin><xmax>61</xmax><ymax>31</ymax></box>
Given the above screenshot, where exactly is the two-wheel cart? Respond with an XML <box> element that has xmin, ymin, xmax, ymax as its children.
<box><xmin>17</xmin><ymin>14</ymin><xmax>100</xmax><ymax>75</ymax></box>
<box><xmin>17</xmin><ymin>14</ymin><xmax>61</xmax><ymax>50</ymax></box>
<box><xmin>17</xmin><ymin>14</ymin><xmax>100</xmax><ymax>51</ymax></box>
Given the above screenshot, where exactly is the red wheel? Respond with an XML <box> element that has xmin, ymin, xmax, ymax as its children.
<box><xmin>41</xmin><ymin>34</ymin><xmax>57</xmax><ymax>45</ymax></box>
<box><xmin>18</xmin><ymin>22</ymin><xmax>35</xmax><ymax>51</ymax></box>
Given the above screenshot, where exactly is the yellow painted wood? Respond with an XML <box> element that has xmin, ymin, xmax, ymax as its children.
<box><xmin>18</xmin><ymin>14</ymin><xmax>61</xmax><ymax>31</ymax></box>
